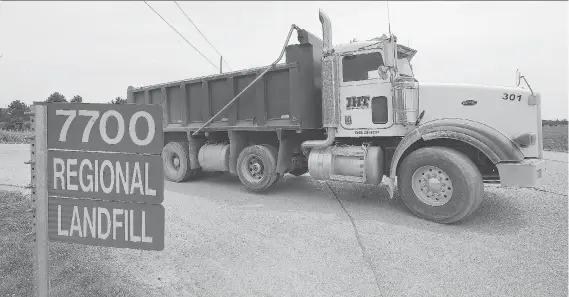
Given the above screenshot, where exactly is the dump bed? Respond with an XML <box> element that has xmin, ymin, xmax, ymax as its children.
<box><xmin>127</xmin><ymin>30</ymin><xmax>323</xmax><ymax>133</ymax></box>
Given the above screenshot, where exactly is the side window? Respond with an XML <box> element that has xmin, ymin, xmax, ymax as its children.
<box><xmin>371</xmin><ymin>96</ymin><xmax>388</xmax><ymax>124</ymax></box>
<box><xmin>342</xmin><ymin>52</ymin><xmax>384</xmax><ymax>82</ymax></box>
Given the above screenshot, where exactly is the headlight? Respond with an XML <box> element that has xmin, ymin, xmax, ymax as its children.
<box><xmin>512</xmin><ymin>132</ymin><xmax>536</xmax><ymax>148</ymax></box>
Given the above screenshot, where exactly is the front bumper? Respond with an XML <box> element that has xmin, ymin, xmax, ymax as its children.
<box><xmin>496</xmin><ymin>158</ymin><xmax>546</xmax><ymax>188</ymax></box>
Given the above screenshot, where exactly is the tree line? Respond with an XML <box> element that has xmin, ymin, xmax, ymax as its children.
<box><xmin>542</xmin><ymin>119</ymin><xmax>568</xmax><ymax>126</ymax></box>
<box><xmin>0</xmin><ymin>92</ymin><xmax>127</xmax><ymax>130</ymax></box>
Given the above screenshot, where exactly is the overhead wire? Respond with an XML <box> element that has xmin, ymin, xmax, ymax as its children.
<box><xmin>386</xmin><ymin>0</ymin><xmax>392</xmax><ymax>36</ymax></box>
<box><xmin>0</xmin><ymin>0</ymin><xmax>3</xmax><ymax>61</ymax></box>
<box><xmin>143</xmin><ymin>1</ymin><xmax>219</xmax><ymax>71</ymax></box>
<box><xmin>173</xmin><ymin>1</ymin><xmax>232</xmax><ymax>71</ymax></box>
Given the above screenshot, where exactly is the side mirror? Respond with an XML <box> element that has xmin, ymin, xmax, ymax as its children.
<box><xmin>382</xmin><ymin>39</ymin><xmax>396</xmax><ymax>67</ymax></box>
<box><xmin>378</xmin><ymin>66</ymin><xmax>389</xmax><ymax>80</ymax></box>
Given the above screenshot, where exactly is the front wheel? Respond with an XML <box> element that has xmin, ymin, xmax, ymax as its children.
<box><xmin>398</xmin><ymin>146</ymin><xmax>484</xmax><ymax>224</ymax></box>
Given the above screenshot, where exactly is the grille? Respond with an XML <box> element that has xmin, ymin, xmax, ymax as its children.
<box><xmin>393</xmin><ymin>76</ymin><xmax>419</xmax><ymax>125</ymax></box>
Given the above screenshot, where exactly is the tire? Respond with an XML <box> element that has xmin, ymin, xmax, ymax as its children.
<box><xmin>265</xmin><ymin>145</ymin><xmax>284</xmax><ymax>185</ymax></box>
<box><xmin>236</xmin><ymin>144</ymin><xmax>280</xmax><ymax>192</ymax></box>
<box><xmin>162</xmin><ymin>141</ymin><xmax>200</xmax><ymax>182</ymax></box>
<box><xmin>398</xmin><ymin>146</ymin><xmax>484</xmax><ymax>224</ymax></box>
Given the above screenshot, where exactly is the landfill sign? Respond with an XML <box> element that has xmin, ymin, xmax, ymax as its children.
<box><xmin>48</xmin><ymin>197</ymin><xmax>164</xmax><ymax>251</ymax></box>
<box><xmin>29</xmin><ymin>102</ymin><xmax>165</xmax><ymax>296</ymax></box>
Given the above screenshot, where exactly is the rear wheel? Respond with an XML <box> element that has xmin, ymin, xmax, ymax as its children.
<box><xmin>237</xmin><ymin>144</ymin><xmax>280</xmax><ymax>192</ymax></box>
<box><xmin>398</xmin><ymin>146</ymin><xmax>484</xmax><ymax>224</ymax></box>
<box><xmin>162</xmin><ymin>141</ymin><xmax>201</xmax><ymax>182</ymax></box>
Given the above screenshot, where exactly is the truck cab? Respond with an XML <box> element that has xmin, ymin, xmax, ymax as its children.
<box><xmin>309</xmin><ymin>9</ymin><xmax>545</xmax><ymax>223</ymax></box>
<box><xmin>331</xmin><ymin>37</ymin><xmax>419</xmax><ymax>138</ymax></box>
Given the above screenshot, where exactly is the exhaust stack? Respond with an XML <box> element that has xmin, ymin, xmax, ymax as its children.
<box><xmin>301</xmin><ymin>9</ymin><xmax>338</xmax><ymax>154</ymax></box>
<box><xmin>319</xmin><ymin>9</ymin><xmax>332</xmax><ymax>50</ymax></box>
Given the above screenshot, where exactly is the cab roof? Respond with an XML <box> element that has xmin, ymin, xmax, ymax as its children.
<box><xmin>333</xmin><ymin>37</ymin><xmax>417</xmax><ymax>60</ymax></box>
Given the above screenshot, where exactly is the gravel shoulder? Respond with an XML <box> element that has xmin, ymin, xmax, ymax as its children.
<box><xmin>95</xmin><ymin>159</ymin><xmax>567</xmax><ymax>297</ymax></box>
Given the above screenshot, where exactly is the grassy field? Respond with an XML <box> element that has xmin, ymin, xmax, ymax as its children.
<box><xmin>0</xmin><ymin>126</ymin><xmax>567</xmax><ymax>152</ymax></box>
<box><xmin>542</xmin><ymin>125</ymin><xmax>568</xmax><ymax>152</ymax></box>
<box><xmin>0</xmin><ymin>129</ymin><xmax>32</xmax><ymax>144</ymax></box>
<box><xmin>0</xmin><ymin>190</ymin><xmax>150</xmax><ymax>296</ymax></box>
<box><xmin>0</xmin><ymin>190</ymin><xmax>34</xmax><ymax>296</ymax></box>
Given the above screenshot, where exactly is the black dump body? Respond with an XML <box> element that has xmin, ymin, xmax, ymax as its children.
<box><xmin>127</xmin><ymin>29</ymin><xmax>323</xmax><ymax>133</ymax></box>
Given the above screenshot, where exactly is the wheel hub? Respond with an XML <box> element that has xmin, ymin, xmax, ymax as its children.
<box><xmin>173</xmin><ymin>157</ymin><xmax>180</xmax><ymax>168</ymax></box>
<box><xmin>411</xmin><ymin>165</ymin><xmax>454</xmax><ymax>207</ymax></box>
<box><xmin>247</xmin><ymin>157</ymin><xmax>264</xmax><ymax>180</ymax></box>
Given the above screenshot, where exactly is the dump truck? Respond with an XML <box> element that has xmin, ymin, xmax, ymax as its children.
<box><xmin>127</xmin><ymin>10</ymin><xmax>545</xmax><ymax>223</ymax></box>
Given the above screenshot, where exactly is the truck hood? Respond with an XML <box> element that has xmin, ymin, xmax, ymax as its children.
<box><xmin>417</xmin><ymin>82</ymin><xmax>542</xmax><ymax>158</ymax></box>
<box><xmin>420</xmin><ymin>82</ymin><xmax>533</xmax><ymax>97</ymax></box>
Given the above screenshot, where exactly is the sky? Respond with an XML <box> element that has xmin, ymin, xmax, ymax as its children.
<box><xmin>0</xmin><ymin>1</ymin><xmax>567</xmax><ymax>119</ymax></box>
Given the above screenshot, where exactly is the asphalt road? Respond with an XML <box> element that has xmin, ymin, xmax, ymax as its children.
<box><xmin>1</xmin><ymin>144</ymin><xmax>567</xmax><ymax>296</ymax></box>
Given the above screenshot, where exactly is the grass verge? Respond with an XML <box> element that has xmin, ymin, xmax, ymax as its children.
<box><xmin>542</xmin><ymin>125</ymin><xmax>568</xmax><ymax>153</ymax></box>
<box><xmin>0</xmin><ymin>190</ymin><xmax>34</xmax><ymax>296</ymax></box>
<box><xmin>0</xmin><ymin>190</ymin><xmax>151</xmax><ymax>297</ymax></box>
<box><xmin>0</xmin><ymin>129</ymin><xmax>32</xmax><ymax>144</ymax></box>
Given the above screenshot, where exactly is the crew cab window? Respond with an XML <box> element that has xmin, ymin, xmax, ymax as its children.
<box><xmin>342</xmin><ymin>52</ymin><xmax>384</xmax><ymax>82</ymax></box>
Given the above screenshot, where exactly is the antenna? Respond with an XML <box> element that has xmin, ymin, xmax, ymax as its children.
<box><xmin>386</xmin><ymin>0</ymin><xmax>392</xmax><ymax>36</ymax></box>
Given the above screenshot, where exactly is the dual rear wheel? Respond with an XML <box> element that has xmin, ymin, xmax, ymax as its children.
<box><xmin>236</xmin><ymin>144</ymin><xmax>281</xmax><ymax>192</ymax></box>
<box><xmin>163</xmin><ymin>142</ymin><xmax>282</xmax><ymax>192</ymax></box>
<box><xmin>162</xmin><ymin>141</ymin><xmax>200</xmax><ymax>182</ymax></box>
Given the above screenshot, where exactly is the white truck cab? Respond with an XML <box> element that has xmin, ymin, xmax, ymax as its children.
<box><xmin>310</xmin><ymin>10</ymin><xmax>545</xmax><ymax>223</ymax></box>
<box><xmin>332</xmin><ymin>36</ymin><xmax>419</xmax><ymax>138</ymax></box>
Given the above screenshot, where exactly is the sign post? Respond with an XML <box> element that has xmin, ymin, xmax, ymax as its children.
<box><xmin>31</xmin><ymin>104</ymin><xmax>50</xmax><ymax>297</ymax></box>
<box><xmin>29</xmin><ymin>102</ymin><xmax>165</xmax><ymax>296</ymax></box>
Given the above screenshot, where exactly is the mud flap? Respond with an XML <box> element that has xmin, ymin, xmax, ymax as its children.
<box><xmin>228</xmin><ymin>131</ymin><xmax>247</xmax><ymax>175</ymax></box>
<box><xmin>276</xmin><ymin>130</ymin><xmax>294</xmax><ymax>175</ymax></box>
<box><xmin>386</xmin><ymin>176</ymin><xmax>396</xmax><ymax>199</ymax></box>
<box><xmin>187</xmin><ymin>131</ymin><xmax>205</xmax><ymax>170</ymax></box>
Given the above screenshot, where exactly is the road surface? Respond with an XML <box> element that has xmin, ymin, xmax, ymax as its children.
<box><xmin>0</xmin><ymin>144</ymin><xmax>566</xmax><ymax>296</ymax></box>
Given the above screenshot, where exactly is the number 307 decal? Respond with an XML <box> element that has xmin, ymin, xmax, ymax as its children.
<box><xmin>502</xmin><ymin>93</ymin><xmax>522</xmax><ymax>101</ymax></box>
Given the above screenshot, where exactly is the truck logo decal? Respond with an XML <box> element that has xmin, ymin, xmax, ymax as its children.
<box><xmin>461</xmin><ymin>100</ymin><xmax>478</xmax><ymax>106</ymax></box>
<box><xmin>346</xmin><ymin>96</ymin><xmax>370</xmax><ymax>109</ymax></box>
<box><xmin>345</xmin><ymin>116</ymin><xmax>352</xmax><ymax>125</ymax></box>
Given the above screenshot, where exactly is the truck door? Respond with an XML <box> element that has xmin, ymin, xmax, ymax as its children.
<box><xmin>339</xmin><ymin>50</ymin><xmax>393</xmax><ymax>132</ymax></box>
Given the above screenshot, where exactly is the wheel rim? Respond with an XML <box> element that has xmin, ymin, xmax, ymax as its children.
<box><xmin>411</xmin><ymin>165</ymin><xmax>454</xmax><ymax>207</ymax></box>
<box><xmin>243</xmin><ymin>155</ymin><xmax>265</xmax><ymax>182</ymax></box>
<box><xmin>167</xmin><ymin>152</ymin><xmax>181</xmax><ymax>171</ymax></box>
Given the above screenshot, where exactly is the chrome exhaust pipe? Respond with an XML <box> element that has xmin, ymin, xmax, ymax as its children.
<box><xmin>301</xmin><ymin>128</ymin><xmax>336</xmax><ymax>153</ymax></box>
<box><xmin>303</xmin><ymin>9</ymin><xmax>336</xmax><ymax>154</ymax></box>
<box><xmin>319</xmin><ymin>9</ymin><xmax>332</xmax><ymax>50</ymax></box>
